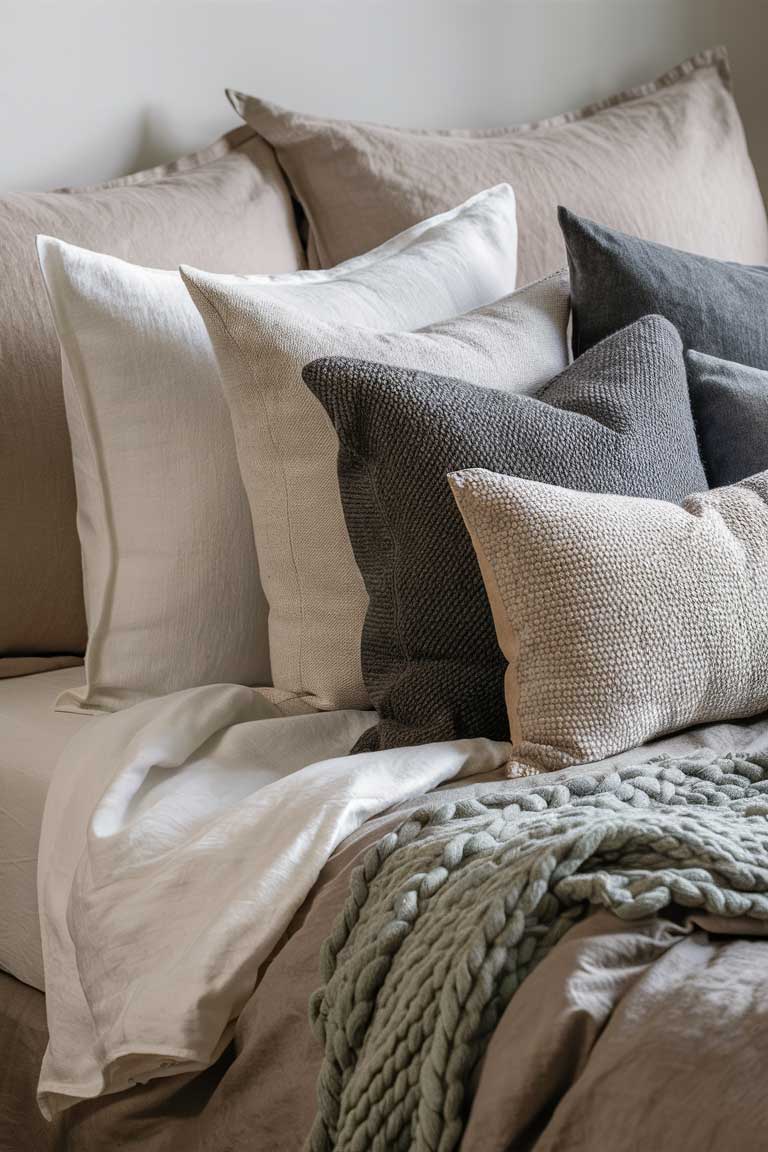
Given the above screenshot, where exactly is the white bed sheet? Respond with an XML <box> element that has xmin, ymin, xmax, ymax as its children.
<box><xmin>36</xmin><ymin>683</ymin><xmax>768</xmax><ymax>1116</ymax></box>
<box><xmin>0</xmin><ymin>665</ymin><xmax>93</xmax><ymax>990</ymax></box>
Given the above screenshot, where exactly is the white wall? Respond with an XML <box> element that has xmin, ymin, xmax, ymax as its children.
<box><xmin>1</xmin><ymin>0</ymin><xmax>766</xmax><ymax>195</ymax></box>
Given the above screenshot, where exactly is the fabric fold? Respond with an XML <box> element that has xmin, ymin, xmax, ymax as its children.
<box><xmin>36</xmin><ymin>685</ymin><xmax>510</xmax><ymax>1114</ymax></box>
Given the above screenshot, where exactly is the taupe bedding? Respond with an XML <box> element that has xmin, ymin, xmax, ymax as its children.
<box><xmin>3</xmin><ymin>763</ymin><xmax>768</xmax><ymax>1152</ymax></box>
<box><xmin>463</xmin><ymin>911</ymin><xmax>768</xmax><ymax>1152</ymax></box>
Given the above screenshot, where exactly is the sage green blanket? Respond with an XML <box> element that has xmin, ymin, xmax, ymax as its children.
<box><xmin>308</xmin><ymin>753</ymin><xmax>768</xmax><ymax>1152</ymax></box>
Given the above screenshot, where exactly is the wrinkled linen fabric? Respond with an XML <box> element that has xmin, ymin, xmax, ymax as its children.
<box><xmin>6</xmin><ymin>915</ymin><xmax>768</xmax><ymax>1152</ymax></box>
<box><xmin>230</xmin><ymin>48</ymin><xmax>768</xmax><ymax>283</ymax></box>
<box><xmin>0</xmin><ymin>666</ymin><xmax>92</xmax><ymax>990</ymax></box>
<box><xmin>182</xmin><ymin>185</ymin><xmax>527</xmax><ymax>713</ymax></box>
<box><xmin>308</xmin><ymin>755</ymin><xmax>768</xmax><ymax>1151</ymax></box>
<box><xmin>36</xmin><ymin>697</ymin><xmax>768</xmax><ymax>1118</ymax></box>
<box><xmin>36</xmin><ymin>686</ymin><xmax>510</xmax><ymax>1115</ymax></box>
<box><xmin>0</xmin><ymin>126</ymin><xmax>303</xmax><ymax>676</ymax></box>
<box><xmin>15</xmin><ymin>711</ymin><xmax>768</xmax><ymax>1150</ymax></box>
<box><xmin>686</xmin><ymin>349</ymin><xmax>768</xmax><ymax>487</ymax></box>
<box><xmin>459</xmin><ymin>910</ymin><xmax>768</xmax><ymax>1152</ymax></box>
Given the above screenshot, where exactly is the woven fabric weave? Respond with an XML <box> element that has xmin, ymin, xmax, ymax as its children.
<box><xmin>304</xmin><ymin>315</ymin><xmax>707</xmax><ymax>751</ymax></box>
<box><xmin>309</xmin><ymin>753</ymin><xmax>768</xmax><ymax>1152</ymax></box>
<box><xmin>450</xmin><ymin>465</ymin><xmax>768</xmax><ymax>772</ymax></box>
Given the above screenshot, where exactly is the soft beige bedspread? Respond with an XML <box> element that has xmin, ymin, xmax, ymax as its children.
<box><xmin>462</xmin><ymin>910</ymin><xmax>768</xmax><ymax>1152</ymax></box>
<box><xmin>5</xmin><ymin>755</ymin><xmax>768</xmax><ymax>1152</ymax></box>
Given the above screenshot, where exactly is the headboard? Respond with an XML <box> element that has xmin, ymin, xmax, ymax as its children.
<box><xmin>5</xmin><ymin>0</ymin><xmax>766</xmax><ymax>196</ymax></box>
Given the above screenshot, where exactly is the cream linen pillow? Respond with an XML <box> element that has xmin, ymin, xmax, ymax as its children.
<box><xmin>230</xmin><ymin>48</ymin><xmax>768</xmax><ymax>284</ymax></box>
<box><xmin>182</xmin><ymin>257</ymin><xmax>569</xmax><ymax>711</ymax></box>
<box><xmin>38</xmin><ymin>186</ymin><xmax>518</xmax><ymax>712</ymax></box>
<box><xmin>449</xmin><ymin>468</ymin><xmax>768</xmax><ymax>775</ymax></box>
<box><xmin>37</xmin><ymin>238</ymin><xmax>272</xmax><ymax>713</ymax></box>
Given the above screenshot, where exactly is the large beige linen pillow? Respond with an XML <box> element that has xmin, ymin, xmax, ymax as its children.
<box><xmin>230</xmin><ymin>48</ymin><xmax>768</xmax><ymax>284</ymax></box>
<box><xmin>182</xmin><ymin>240</ymin><xmax>568</xmax><ymax>711</ymax></box>
<box><xmin>449</xmin><ymin>468</ymin><xmax>768</xmax><ymax>775</ymax></box>
<box><xmin>0</xmin><ymin>126</ymin><xmax>304</xmax><ymax>679</ymax></box>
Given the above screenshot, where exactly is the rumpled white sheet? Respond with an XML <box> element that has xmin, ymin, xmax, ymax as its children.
<box><xmin>36</xmin><ymin>684</ymin><xmax>512</xmax><ymax>1117</ymax></box>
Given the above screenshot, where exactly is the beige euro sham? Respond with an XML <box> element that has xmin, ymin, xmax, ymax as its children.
<box><xmin>37</xmin><ymin>238</ymin><xmax>275</xmax><ymax>713</ymax></box>
<box><xmin>0</xmin><ymin>127</ymin><xmax>303</xmax><ymax>678</ymax></box>
<box><xmin>231</xmin><ymin>48</ymin><xmax>768</xmax><ymax>284</ymax></box>
<box><xmin>181</xmin><ymin>192</ymin><xmax>570</xmax><ymax>710</ymax></box>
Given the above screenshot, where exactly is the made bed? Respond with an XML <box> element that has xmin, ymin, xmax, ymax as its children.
<box><xmin>4</xmin><ymin>689</ymin><xmax>768</xmax><ymax>1150</ymax></box>
<box><xmin>3</xmin><ymin>43</ymin><xmax>768</xmax><ymax>1152</ymax></box>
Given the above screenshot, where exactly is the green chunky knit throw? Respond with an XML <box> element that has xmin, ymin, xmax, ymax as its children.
<box><xmin>308</xmin><ymin>754</ymin><xmax>768</xmax><ymax>1152</ymax></box>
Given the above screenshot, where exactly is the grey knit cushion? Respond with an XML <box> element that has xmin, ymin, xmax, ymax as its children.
<box><xmin>302</xmin><ymin>315</ymin><xmax>708</xmax><ymax>752</ymax></box>
<box><xmin>686</xmin><ymin>349</ymin><xmax>768</xmax><ymax>487</ymax></box>
<box><xmin>559</xmin><ymin>207</ymin><xmax>768</xmax><ymax>365</ymax></box>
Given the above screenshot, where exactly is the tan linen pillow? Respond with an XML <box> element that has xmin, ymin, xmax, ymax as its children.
<box><xmin>449</xmin><ymin>468</ymin><xmax>768</xmax><ymax>775</ymax></box>
<box><xmin>182</xmin><ymin>211</ymin><xmax>567</xmax><ymax>711</ymax></box>
<box><xmin>230</xmin><ymin>47</ymin><xmax>768</xmax><ymax>284</ymax></box>
<box><xmin>0</xmin><ymin>126</ymin><xmax>304</xmax><ymax>678</ymax></box>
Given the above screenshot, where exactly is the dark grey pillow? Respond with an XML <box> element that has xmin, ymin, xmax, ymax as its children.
<box><xmin>559</xmin><ymin>207</ymin><xmax>768</xmax><ymax>364</ymax></box>
<box><xmin>687</xmin><ymin>349</ymin><xmax>768</xmax><ymax>487</ymax></box>
<box><xmin>303</xmin><ymin>315</ymin><xmax>708</xmax><ymax>753</ymax></box>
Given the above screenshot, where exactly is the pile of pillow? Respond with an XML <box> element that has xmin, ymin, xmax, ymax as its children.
<box><xmin>10</xmin><ymin>47</ymin><xmax>768</xmax><ymax>774</ymax></box>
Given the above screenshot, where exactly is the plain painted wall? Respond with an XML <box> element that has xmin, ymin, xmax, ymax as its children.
<box><xmin>1</xmin><ymin>0</ymin><xmax>766</xmax><ymax>195</ymax></box>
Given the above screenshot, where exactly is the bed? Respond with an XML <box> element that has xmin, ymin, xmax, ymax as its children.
<box><xmin>3</xmin><ymin>679</ymin><xmax>768</xmax><ymax>1152</ymax></box>
<box><xmin>3</xmin><ymin>30</ymin><xmax>768</xmax><ymax>1152</ymax></box>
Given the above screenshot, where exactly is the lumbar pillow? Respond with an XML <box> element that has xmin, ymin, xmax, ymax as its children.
<box><xmin>449</xmin><ymin>466</ymin><xmax>768</xmax><ymax>774</ymax></box>
<box><xmin>559</xmin><ymin>207</ymin><xmax>768</xmax><ymax>364</ymax></box>
<box><xmin>686</xmin><ymin>350</ymin><xmax>768</xmax><ymax>487</ymax></box>
<box><xmin>302</xmin><ymin>315</ymin><xmax>708</xmax><ymax>751</ymax></box>
<box><xmin>0</xmin><ymin>127</ymin><xmax>303</xmax><ymax>680</ymax></box>
<box><xmin>182</xmin><ymin>198</ymin><xmax>566</xmax><ymax>713</ymax></box>
<box><xmin>38</xmin><ymin>187</ymin><xmax>518</xmax><ymax>712</ymax></box>
<box><xmin>230</xmin><ymin>48</ymin><xmax>768</xmax><ymax>286</ymax></box>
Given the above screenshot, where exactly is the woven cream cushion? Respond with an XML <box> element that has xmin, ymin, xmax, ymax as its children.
<box><xmin>181</xmin><ymin>189</ymin><xmax>570</xmax><ymax>711</ymax></box>
<box><xmin>449</xmin><ymin>467</ymin><xmax>768</xmax><ymax>774</ymax></box>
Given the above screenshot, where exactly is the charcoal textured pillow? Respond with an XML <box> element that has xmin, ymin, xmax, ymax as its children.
<box><xmin>560</xmin><ymin>207</ymin><xmax>768</xmax><ymax>364</ymax></box>
<box><xmin>302</xmin><ymin>315</ymin><xmax>708</xmax><ymax>752</ymax></box>
<box><xmin>686</xmin><ymin>350</ymin><xmax>768</xmax><ymax>487</ymax></box>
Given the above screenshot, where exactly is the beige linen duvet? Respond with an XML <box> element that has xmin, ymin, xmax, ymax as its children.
<box><xmin>4</xmin><ymin>730</ymin><xmax>768</xmax><ymax>1152</ymax></box>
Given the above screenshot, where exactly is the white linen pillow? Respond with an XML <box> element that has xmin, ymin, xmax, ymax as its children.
<box><xmin>38</xmin><ymin>238</ymin><xmax>273</xmax><ymax>713</ymax></box>
<box><xmin>449</xmin><ymin>467</ymin><xmax>768</xmax><ymax>774</ymax></box>
<box><xmin>182</xmin><ymin>250</ymin><xmax>569</xmax><ymax>712</ymax></box>
<box><xmin>37</xmin><ymin>185</ymin><xmax>519</xmax><ymax>713</ymax></box>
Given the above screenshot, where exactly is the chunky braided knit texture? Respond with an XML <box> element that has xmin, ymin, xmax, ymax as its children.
<box><xmin>308</xmin><ymin>753</ymin><xmax>768</xmax><ymax>1152</ymax></box>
